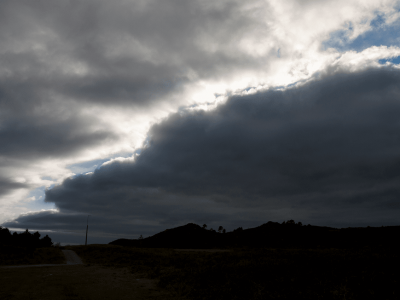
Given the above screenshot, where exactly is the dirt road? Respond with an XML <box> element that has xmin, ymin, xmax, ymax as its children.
<box><xmin>62</xmin><ymin>250</ymin><xmax>83</xmax><ymax>265</ymax></box>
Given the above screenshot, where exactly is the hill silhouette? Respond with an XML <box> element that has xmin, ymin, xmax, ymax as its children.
<box><xmin>110</xmin><ymin>223</ymin><xmax>219</xmax><ymax>248</ymax></box>
<box><xmin>109</xmin><ymin>221</ymin><xmax>400</xmax><ymax>249</ymax></box>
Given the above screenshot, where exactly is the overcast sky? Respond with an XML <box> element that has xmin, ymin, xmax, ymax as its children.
<box><xmin>1</xmin><ymin>0</ymin><xmax>400</xmax><ymax>245</ymax></box>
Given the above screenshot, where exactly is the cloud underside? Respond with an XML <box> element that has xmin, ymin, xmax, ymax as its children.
<box><xmin>5</xmin><ymin>68</ymin><xmax>400</xmax><ymax>241</ymax></box>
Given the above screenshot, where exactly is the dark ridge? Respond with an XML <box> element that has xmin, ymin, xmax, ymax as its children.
<box><xmin>110</xmin><ymin>223</ymin><xmax>219</xmax><ymax>248</ymax></box>
<box><xmin>109</xmin><ymin>221</ymin><xmax>400</xmax><ymax>249</ymax></box>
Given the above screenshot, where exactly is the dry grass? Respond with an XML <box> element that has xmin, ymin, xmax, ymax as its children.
<box><xmin>0</xmin><ymin>264</ymin><xmax>182</xmax><ymax>300</ymax></box>
<box><xmin>0</xmin><ymin>246</ymin><xmax>65</xmax><ymax>266</ymax></box>
<box><xmin>70</xmin><ymin>245</ymin><xmax>400</xmax><ymax>300</ymax></box>
<box><xmin>2</xmin><ymin>244</ymin><xmax>399</xmax><ymax>300</ymax></box>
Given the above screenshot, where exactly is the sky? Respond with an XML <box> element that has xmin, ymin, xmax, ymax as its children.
<box><xmin>1</xmin><ymin>0</ymin><xmax>400</xmax><ymax>245</ymax></box>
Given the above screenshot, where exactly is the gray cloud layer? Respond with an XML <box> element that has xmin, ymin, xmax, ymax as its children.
<box><xmin>4</xmin><ymin>68</ymin><xmax>400</xmax><ymax>243</ymax></box>
<box><xmin>2</xmin><ymin>0</ymin><xmax>398</xmax><ymax>209</ymax></box>
<box><xmin>0</xmin><ymin>177</ymin><xmax>27</xmax><ymax>197</ymax></box>
<box><xmin>0</xmin><ymin>112</ymin><xmax>116</xmax><ymax>160</ymax></box>
<box><xmin>0</xmin><ymin>0</ymin><xmax>278</xmax><ymax>199</ymax></box>
<box><xmin>0</xmin><ymin>0</ymin><xmax>274</xmax><ymax>108</ymax></box>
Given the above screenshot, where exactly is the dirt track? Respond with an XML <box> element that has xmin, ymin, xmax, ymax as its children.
<box><xmin>62</xmin><ymin>250</ymin><xmax>83</xmax><ymax>265</ymax></box>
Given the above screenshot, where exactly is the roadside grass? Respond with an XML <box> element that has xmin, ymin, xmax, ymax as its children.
<box><xmin>0</xmin><ymin>264</ymin><xmax>180</xmax><ymax>300</ymax></box>
<box><xmin>70</xmin><ymin>245</ymin><xmax>400</xmax><ymax>300</ymax></box>
<box><xmin>0</xmin><ymin>246</ymin><xmax>65</xmax><ymax>266</ymax></box>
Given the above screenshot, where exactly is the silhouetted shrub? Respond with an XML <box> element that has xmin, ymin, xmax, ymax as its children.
<box><xmin>233</xmin><ymin>227</ymin><xmax>243</xmax><ymax>232</ymax></box>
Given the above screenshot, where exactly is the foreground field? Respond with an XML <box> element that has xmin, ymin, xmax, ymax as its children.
<box><xmin>0</xmin><ymin>247</ymin><xmax>65</xmax><ymax>266</ymax></box>
<box><xmin>70</xmin><ymin>245</ymin><xmax>400</xmax><ymax>300</ymax></box>
<box><xmin>1</xmin><ymin>245</ymin><xmax>399</xmax><ymax>300</ymax></box>
<box><xmin>0</xmin><ymin>264</ymin><xmax>182</xmax><ymax>300</ymax></box>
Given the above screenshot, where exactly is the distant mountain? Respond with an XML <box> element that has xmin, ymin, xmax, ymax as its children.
<box><xmin>109</xmin><ymin>221</ymin><xmax>400</xmax><ymax>249</ymax></box>
<box><xmin>110</xmin><ymin>223</ymin><xmax>219</xmax><ymax>248</ymax></box>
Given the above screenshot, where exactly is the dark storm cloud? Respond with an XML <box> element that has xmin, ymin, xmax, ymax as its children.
<box><xmin>0</xmin><ymin>113</ymin><xmax>117</xmax><ymax>160</ymax></box>
<box><xmin>0</xmin><ymin>177</ymin><xmax>27</xmax><ymax>197</ymax></box>
<box><xmin>0</xmin><ymin>108</ymin><xmax>116</xmax><ymax>197</ymax></box>
<box><xmin>6</xmin><ymin>67</ymin><xmax>400</xmax><ymax>243</ymax></box>
<box><xmin>0</xmin><ymin>0</ymin><xmax>278</xmax><ymax>231</ymax></box>
<box><xmin>0</xmin><ymin>52</ymin><xmax>117</xmax><ymax>161</ymax></box>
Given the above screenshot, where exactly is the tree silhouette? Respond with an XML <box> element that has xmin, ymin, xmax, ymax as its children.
<box><xmin>40</xmin><ymin>235</ymin><xmax>53</xmax><ymax>247</ymax></box>
<box><xmin>0</xmin><ymin>227</ymin><xmax>53</xmax><ymax>252</ymax></box>
<box><xmin>218</xmin><ymin>226</ymin><xmax>224</xmax><ymax>233</ymax></box>
<box><xmin>282</xmin><ymin>220</ymin><xmax>296</xmax><ymax>225</ymax></box>
<box><xmin>202</xmin><ymin>224</ymin><xmax>207</xmax><ymax>229</ymax></box>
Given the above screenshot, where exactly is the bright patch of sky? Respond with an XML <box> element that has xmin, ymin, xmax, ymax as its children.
<box><xmin>24</xmin><ymin>186</ymin><xmax>56</xmax><ymax>212</ymax></box>
<box><xmin>379</xmin><ymin>55</ymin><xmax>400</xmax><ymax>64</ymax></box>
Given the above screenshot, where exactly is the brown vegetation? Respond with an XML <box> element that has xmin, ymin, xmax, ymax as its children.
<box><xmin>0</xmin><ymin>246</ymin><xmax>65</xmax><ymax>266</ymax></box>
<box><xmin>0</xmin><ymin>264</ymin><xmax>182</xmax><ymax>300</ymax></box>
<box><xmin>70</xmin><ymin>244</ymin><xmax>400</xmax><ymax>300</ymax></box>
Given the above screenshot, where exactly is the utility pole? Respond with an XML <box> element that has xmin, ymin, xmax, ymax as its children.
<box><xmin>85</xmin><ymin>215</ymin><xmax>91</xmax><ymax>246</ymax></box>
